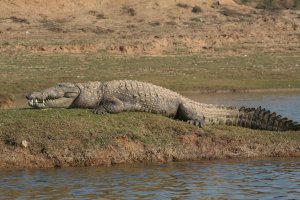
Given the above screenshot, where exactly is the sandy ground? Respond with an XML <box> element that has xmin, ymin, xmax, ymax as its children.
<box><xmin>0</xmin><ymin>0</ymin><xmax>300</xmax><ymax>55</ymax></box>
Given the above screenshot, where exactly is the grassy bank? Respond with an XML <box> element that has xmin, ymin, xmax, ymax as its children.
<box><xmin>1</xmin><ymin>52</ymin><xmax>300</xmax><ymax>95</ymax></box>
<box><xmin>1</xmin><ymin>109</ymin><xmax>300</xmax><ymax>169</ymax></box>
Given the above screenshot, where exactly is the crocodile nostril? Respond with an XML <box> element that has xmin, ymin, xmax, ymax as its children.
<box><xmin>25</xmin><ymin>93</ymin><xmax>31</xmax><ymax>100</ymax></box>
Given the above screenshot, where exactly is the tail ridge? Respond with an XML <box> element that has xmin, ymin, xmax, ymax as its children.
<box><xmin>227</xmin><ymin>106</ymin><xmax>300</xmax><ymax>131</ymax></box>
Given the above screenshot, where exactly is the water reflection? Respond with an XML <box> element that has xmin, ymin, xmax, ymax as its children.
<box><xmin>1</xmin><ymin>158</ymin><xmax>300</xmax><ymax>199</ymax></box>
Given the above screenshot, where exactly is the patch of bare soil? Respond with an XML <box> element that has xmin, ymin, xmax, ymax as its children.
<box><xmin>0</xmin><ymin>0</ymin><xmax>299</xmax><ymax>55</ymax></box>
<box><xmin>0</xmin><ymin>94</ymin><xmax>16</xmax><ymax>109</ymax></box>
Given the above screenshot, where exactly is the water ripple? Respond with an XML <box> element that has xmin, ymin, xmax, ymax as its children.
<box><xmin>1</xmin><ymin>158</ymin><xmax>300</xmax><ymax>199</ymax></box>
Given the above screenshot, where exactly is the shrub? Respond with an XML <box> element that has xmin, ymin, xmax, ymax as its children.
<box><xmin>88</xmin><ymin>10</ymin><xmax>106</xmax><ymax>19</ymax></box>
<box><xmin>96</xmin><ymin>13</ymin><xmax>106</xmax><ymax>19</ymax></box>
<box><xmin>9</xmin><ymin>16</ymin><xmax>30</xmax><ymax>24</ymax></box>
<box><xmin>39</xmin><ymin>17</ymin><xmax>63</xmax><ymax>33</ymax></box>
<box><xmin>149</xmin><ymin>21</ymin><xmax>161</xmax><ymax>26</ymax></box>
<box><xmin>192</xmin><ymin>6</ymin><xmax>202</xmax><ymax>13</ymax></box>
<box><xmin>121</xmin><ymin>5</ymin><xmax>136</xmax><ymax>16</ymax></box>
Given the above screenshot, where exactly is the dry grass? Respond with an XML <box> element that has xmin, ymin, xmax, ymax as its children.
<box><xmin>0</xmin><ymin>94</ymin><xmax>15</xmax><ymax>109</ymax></box>
<box><xmin>220</xmin><ymin>7</ymin><xmax>252</xmax><ymax>17</ymax></box>
<box><xmin>39</xmin><ymin>17</ymin><xmax>64</xmax><ymax>33</ymax></box>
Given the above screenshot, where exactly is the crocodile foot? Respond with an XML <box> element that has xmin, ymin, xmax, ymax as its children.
<box><xmin>187</xmin><ymin>119</ymin><xmax>205</xmax><ymax>128</ymax></box>
<box><xmin>92</xmin><ymin>107</ymin><xmax>107</xmax><ymax>114</ymax></box>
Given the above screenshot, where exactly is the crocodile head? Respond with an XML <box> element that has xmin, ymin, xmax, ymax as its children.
<box><xmin>26</xmin><ymin>83</ymin><xmax>80</xmax><ymax>108</ymax></box>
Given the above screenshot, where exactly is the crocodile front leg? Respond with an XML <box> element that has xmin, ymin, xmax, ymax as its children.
<box><xmin>92</xmin><ymin>97</ymin><xmax>125</xmax><ymax>114</ymax></box>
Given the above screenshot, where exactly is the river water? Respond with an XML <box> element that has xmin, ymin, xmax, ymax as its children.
<box><xmin>1</xmin><ymin>158</ymin><xmax>300</xmax><ymax>199</ymax></box>
<box><xmin>3</xmin><ymin>92</ymin><xmax>300</xmax><ymax>199</ymax></box>
<box><xmin>184</xmin><ymin>91</ymin><xmax>300</xmax><ymax>122</ymax></box>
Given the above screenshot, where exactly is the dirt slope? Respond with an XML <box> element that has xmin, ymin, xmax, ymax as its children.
<box><xmin>0</xmin><ymin>0</ymin><xmax>299</xmax><ymax>55</ymax></box>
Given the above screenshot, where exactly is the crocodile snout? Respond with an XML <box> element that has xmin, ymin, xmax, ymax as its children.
<box><xmin>26</xmin><ymin>92</ymin><xmax>42</xmax><ymax>100</ymax></box>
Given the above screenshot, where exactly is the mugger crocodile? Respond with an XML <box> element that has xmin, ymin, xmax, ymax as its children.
<box><xmin>26</xmin><ymin>80</ymin><xmax>300</xmax><ymax>131</ymax></box>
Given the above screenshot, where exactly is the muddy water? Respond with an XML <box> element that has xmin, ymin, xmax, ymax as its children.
<box><xmin>1</xmin><ymin>158</ymin><xmax>300</xmax><ymax>199</ymax></box>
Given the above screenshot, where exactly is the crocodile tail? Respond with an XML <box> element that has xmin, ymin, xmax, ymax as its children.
<box><xmin>225</xmin><ymin>106</ymin><xmax>300</xmax><ymax>131</ymax></box>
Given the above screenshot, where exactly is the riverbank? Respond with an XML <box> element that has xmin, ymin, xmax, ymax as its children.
<box><xmin>1</xmin><ymin>109</ymin><xmax>300</xmax><ymax>169</ymax></box>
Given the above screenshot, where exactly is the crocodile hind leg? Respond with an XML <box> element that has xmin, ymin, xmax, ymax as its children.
<box><xmin>92</xmin><ymin>97</ymin><xmax>125</xmax><ymax>114</ymax></box>
<box><xmin>174</xmin><ymin>103</ymin><xmax>205</xmax><ymax>127</ymax></box>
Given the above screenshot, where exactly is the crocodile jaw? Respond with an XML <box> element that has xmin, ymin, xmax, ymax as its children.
<box><xmin>28</xmin><ymin>97</ymin><xmax>75</xmax><ymax>108</ymax></box>
<box><xmin>26</xmin><ymin>82</ymin><xmax>80</xmax><ymax>108</ymax></box>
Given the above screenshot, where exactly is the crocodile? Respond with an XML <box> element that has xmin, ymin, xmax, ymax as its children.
<box><xmin>26</xmin><ymin>80</ymin><xmax>300</xmax><ymax>131</ymax></box>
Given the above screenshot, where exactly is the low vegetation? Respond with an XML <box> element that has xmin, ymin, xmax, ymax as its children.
<box><xmin>192</xmin><ymin>6</ymin><xmax>202</xmax><ymax>13</ymax></box>
<box><xmin>88</xmin><ymin>10</ymin><xmax>106</xmax><ymax>19</ymax></box>
<box><xmin>39</xmin><ymin>17</ymin><xmax>64</xmax><ymax>33</ymax></box>
<box><xmin>1</xmin><ymin>53</ymin><xmax>300</xmax><ymax>95</ymax></box>
<box><xmin>0</xmin><ymin>94</ymin><xmax>15</xmax><ymax>109</ymax></box>
<box><xmin>121</xmin><ymin>5</ymin><xmax>136</xmax><ymax>16</ymax></box>
<box><xmin>9</xmin><ymin>16</ymin><xmax>30</xmax><ymax>24</ymax></box>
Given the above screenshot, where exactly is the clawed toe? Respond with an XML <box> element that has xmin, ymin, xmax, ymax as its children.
<box><xmin>92</xmin><ymin>108</ymin><xmax>106</xmax><ymax>114</ymax></box>
<box><xmin>187</xmin><ymin>119</ymin><xmax>205</xmax><ymax>128</ymax></box>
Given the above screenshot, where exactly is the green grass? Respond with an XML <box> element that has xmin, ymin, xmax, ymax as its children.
<box><xmin>0</xmin><ymin>109</ymin><xmax>196</xmax><ymax>150</ymax></box>
<box><xmin>1</xmin><ymin>52</ymin><xmax>300</xmax><ymax>94</ymax></box>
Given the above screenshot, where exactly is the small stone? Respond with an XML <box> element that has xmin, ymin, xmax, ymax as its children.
<box><xmin>21</xmin><ymin>140</ymin><xmax>28</xmax><ymax>148</ymax></box>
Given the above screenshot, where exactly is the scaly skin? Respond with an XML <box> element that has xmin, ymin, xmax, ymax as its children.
<box><xmin>26</xmin><ymin>80</ymin><xmax>300</xmax><ymax>131</ymax></box>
